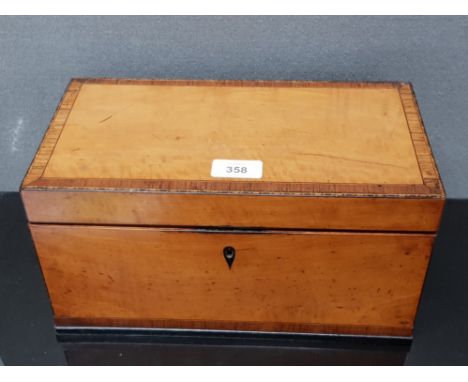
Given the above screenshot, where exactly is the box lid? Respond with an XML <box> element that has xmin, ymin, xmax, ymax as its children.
<box><xmin>21</xmin><ymin>79</ymin><xmax>444</xmax><ymax>232</ymax></box>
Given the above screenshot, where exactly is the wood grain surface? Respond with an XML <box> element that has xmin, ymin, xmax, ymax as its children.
<box><xmin>22</xmin><ymin>191</ymin><xmax>444</xmax><ymax>232</ymax></box>
<box><xmin>30</xmin><ymin>224</ymin><xmax>434</xmax><ymax>337</ymax></box>
<box><xmin>20</xmin><ymin>79</ymin><xmax>445</xmax><ymax>231</ymax></box>
<box><xmin>43</xmin><ymin>82</ymin><xmax>421</xmax><ymax>184</ymax></box>
<box><xmin>22</xmin><ymin>79</ymin><xmax>444</xmax><ymax>198</ymax></box>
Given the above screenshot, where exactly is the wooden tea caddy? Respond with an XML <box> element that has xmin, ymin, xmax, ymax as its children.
<box><xmin>21</xmin><ymin>79</ymin><xmax>444</xmax><ymax>340</ymax></box>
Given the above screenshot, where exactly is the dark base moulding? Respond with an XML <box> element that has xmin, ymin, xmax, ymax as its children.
<box><xmin>56</xmin><ymin>326</ymin><xmax>411</xmax><ymax>366</ymax></box>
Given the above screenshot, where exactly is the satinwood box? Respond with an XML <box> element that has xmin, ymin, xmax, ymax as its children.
<box><xmin>21</xmin><ymin>79</ymin><xmax>445</xmax><ymax>337</ymax></box>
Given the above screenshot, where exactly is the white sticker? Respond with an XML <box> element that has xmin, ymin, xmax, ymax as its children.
<box><xmin>211</xmin><ymin>159</ymin><xmax>263</xmax><ymax>179</ymax></box>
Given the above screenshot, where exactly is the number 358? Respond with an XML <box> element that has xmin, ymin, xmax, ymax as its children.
<box><xmin>226</xmin><ymin>166</ymin><xmax>248</xmax><ymax>174</ymax></box>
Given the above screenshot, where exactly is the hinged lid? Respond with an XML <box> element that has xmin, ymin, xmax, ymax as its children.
<box><xmin>21</xmin><ymin>79</ymin><xmax>444</xmax><ymax>232</ymax></box>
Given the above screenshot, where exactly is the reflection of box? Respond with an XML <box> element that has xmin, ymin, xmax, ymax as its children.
<box><xmin>22</xmin><ymin>79</ymin><xmax>444</xmax><ymax>337</ymax></box>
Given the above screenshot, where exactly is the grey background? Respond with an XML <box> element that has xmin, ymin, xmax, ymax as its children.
<box><xmin>0</xmin><ymin>16</ymin><xmax>467</xmax><ymax>196</ymax></box>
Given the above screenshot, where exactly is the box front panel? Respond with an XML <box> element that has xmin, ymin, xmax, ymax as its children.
<box><xmin>30</xmin><ymin>225</ymin><xmax>433</xmax><ymax>337</ymax></box>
